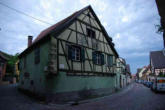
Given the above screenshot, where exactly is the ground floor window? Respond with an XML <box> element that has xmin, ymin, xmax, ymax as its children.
<box><xmin>68</xmin><ymin>45</ymin><xmax>85</xmax><ymax>62</ymax></box>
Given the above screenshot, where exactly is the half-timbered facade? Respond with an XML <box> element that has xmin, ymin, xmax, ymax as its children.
<box><xmin>150</xmin><ymin>50</ymin><xmax>165</xmax><ymax>76</ymax></box>
<box><xmin>18</xmin><ymin>5</ymin><xmax>119</xmax><ymax>102</ymax></box>
<box><xmin>116</xmin><ymin>58</ymin><xmax>127</xmax><ymax>88</ymax></box>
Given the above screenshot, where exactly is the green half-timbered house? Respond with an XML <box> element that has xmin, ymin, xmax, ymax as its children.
<box><xmin>18</xmin><ymin>5</ymin><xmax>119</xmax><ymax>102</ymax></box>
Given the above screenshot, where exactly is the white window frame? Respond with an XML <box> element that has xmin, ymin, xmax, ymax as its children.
<box><xmin>96</xmin><ymin>53</ymin><xmax>101</xmax><ymax>65</ymax></box>
<box><xmin>72</xmin><ymin>47</ymin><xmax>81</xmax><ymax>61</ymax></box>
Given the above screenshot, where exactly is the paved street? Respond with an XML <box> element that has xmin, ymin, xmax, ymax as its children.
<box><xmin>0</xmin><ymin>84</ymin><xmax>48</xmax><ymax>110</ymax></box>
<box><xmin>0</xmin><ymin>83</ymin><xmax>165</xmax><ymax>110</ymax></box>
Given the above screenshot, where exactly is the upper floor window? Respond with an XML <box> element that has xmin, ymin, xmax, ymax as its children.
<box><xmin>87</xmin><ymin>28</ymin><xmax>95</xmax><ymax>38</ymax></box>
<box><xmin>68</xmin><ymin>45</ymin><xmax>85</xmax><ymax>62</ymax></box>
<box><xmin>24</xmin><ymin>56</ymin><xmax>26</xmax><ymax>68</ymax></box>
<box><xmin>34</xmin><ymin>47</ymin><xmax>40</xmax><ymax>64</ymax></box>
<box><xmin>92</xmin><ymin>51</ymin><xmax>104</xmax><ymax>65</ymax></box>
<box><xmin>72</xmin><ymin>47</ymin><xmax>81</xmax><ymax>61</ymax></box>
<box><xmin>92</xmin><ymin>39</ymin><xmax>100</xmax><ymax>50</ymax></box>
<box><xmin>96</xmin><ymin>53</ymin><xmax>101</xmax><ymax>64</ymax></box>
<box><xmin>107</xmin><ymin>55</ymin><xmax>113</xmax><ymax>66</ymax></box>
<box><xmin>78</xmin><ymin>34</ymin><xmax>87</xmax><ymax>46</ymax></box>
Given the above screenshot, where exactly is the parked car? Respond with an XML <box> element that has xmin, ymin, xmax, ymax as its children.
<box><xmin>145</xmin><ymin>81</ymin><xmax>153</xmax><ymax>88</ymax></box>
<box><xmin>143</xmin><ymin>81</ymin><xmax>147</xmax><ymax>86</ymax></box>
<box><xmin>151</xmin><ymin>77</ymin><xmax>165</xmax><ymax>92</ymax></box>
<box><xmin>137</xmin><ymin>80</ymin><xmax>142</xmax><ymax>83</ymax></box>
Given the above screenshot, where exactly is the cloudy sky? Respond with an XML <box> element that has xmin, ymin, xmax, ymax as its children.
<box><xmin>0</xmin><ymin>0</ymin><xmax>163</xmax><ymax>73</ymax></box>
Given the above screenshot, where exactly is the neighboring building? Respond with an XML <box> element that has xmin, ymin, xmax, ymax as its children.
<box><xmin>126</xmin><ymin>64</ymin><xmax>131</xmax><ymax>74</ymax></box>
<box><xmin>139</xmin><ymin>65</ymin><xmax>153</xmax><ymax>82</ymax></box>
<box><xmin>136</xmin><ymin>68</ymin><xmax>142</xmax><ymax>80</ymax></box>
<box><xmin>126</xmin><ymin>64</ymin><xmax>131</xmax><ymax>85</ymax></box>
<box><xmin>136</xmin><ymin>68</ymin><xmax>144</xmax><ymax>80</ymax></box>
<box><xmin>141</xmin><ymin>66</ymin><xmax>149</xmax><ymax>81</ymax></box>
<box><xmin>155</xmin><ymin>0</ymin><xmax>165</xmax><ymax>47</ymax></box>
<box><xmin>150</xmin><ymin>51</ymin><xmax>165</xmax><ymax>76</ymax></box>
<box><xmin>0</xmin><ymin>51</ymin><xmax>11</xmax><ymax>81</ymax></box>
<box><xmin>131</xmin><ymin>74</ymin><xmax>136</xmax><ymax>82</ymax></box>
<box><xmin>116</xmin><ymin>58</ymin><xmax>127</xmax><ymax>88</ymax></box>
<box><xmin>18</xmin><ymin>6</ymin><xmax>120</xmax><ymax>102</ymax></box>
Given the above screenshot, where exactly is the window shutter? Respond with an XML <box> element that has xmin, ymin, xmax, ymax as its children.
<box><xmin>68</xmin><ymin>45</ymin><xmax>72</xmax><ymax>60</ymax></box>
<box><xmin>92</xmin><ymin>51</ymin><xmax>96</xmax><ymax>64</ymax></box>
<box><xmin>81</xmin><ymin>47</ymin><xmax>85</xmax><ymax>62</ymax></box>
<box><xmin>110</xmin><ymin>56</ymin><xmax>113</xmax><ymax>66</ymax></box>
<box><xmin>34</xmin><ymin>47</ymin><xmax>40</xmax><ymax>64</ymax></box>
<box><xmin>101</xmin><ymin>54</ymin><xmax>104</xmax><ymax>65</ymax></box>
<box><xmin>107</xmin><ymin>55</ymin><xmax>113</xmax><ymax>66</ymax></box>
<box><xmin>107</xmin><ymin>55</ymin><xmax>109</xmax><ymax>66</ymax></box>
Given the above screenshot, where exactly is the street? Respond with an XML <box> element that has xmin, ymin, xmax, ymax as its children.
<box><xmin>0</xmin><ymin>83</ymin><xmax>165</xmax><ymax>110</ymax></box>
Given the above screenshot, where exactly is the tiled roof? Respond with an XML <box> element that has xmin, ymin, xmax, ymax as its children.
<box><xmin>0</xmin><ymin>51</ymin><xmax>12</xmax><ymax>60</ymax></box>
<box><xmin>119</xmin><ymin>57</ymin><xmax>126</xmax><ymax>65</ymax></box>
<box><xmin>150</xmin><ymin>50</ymin><xmax>165</xmax><ymax>69</ymax></box>
<box><xmin>19</xmin><ymin>5</ymin><xmax>118</xmax><ymax>58</ymax></box>
<box><xmin>32</xmin><ymin>12</ymin><xmax>79</xmax><ymax>45</ymax></box>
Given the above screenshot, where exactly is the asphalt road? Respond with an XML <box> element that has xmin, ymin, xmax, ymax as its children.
<box><xmin>0</xmin><ymin>83</ymin><xmax>165</xmax><ymax>110</ymax></box>
<box><xmin>63</xmin><ymin>83</ymin><xmax>165</xmax><ymax>110</ymax></box>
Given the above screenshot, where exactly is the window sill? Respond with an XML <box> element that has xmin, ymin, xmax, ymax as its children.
<box><xmin>71</xmin><ymin>59</ymin><xmax>82</xmax><ymax>62</ymax></box>
<box><xmin>94</xmin><ymin>63</ymin><xmax>104</xmax><ymax>66</ymax></box>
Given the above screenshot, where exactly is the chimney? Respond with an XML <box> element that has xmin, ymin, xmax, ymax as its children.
<box><xmin>28</xmin><ymin>36</ymin><xmax>33</xmax><ymax>47</ymax></box>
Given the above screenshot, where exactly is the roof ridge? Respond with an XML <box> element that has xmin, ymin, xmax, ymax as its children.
<box><xmin>30</xmin><ymin>5</ymin><xmax>91</xmax><ymax>46</ymax></box>
<box><xmin>19</xmin><ymin>5</ymin><xmax>119</xmax><ymax>58</ymax></box>
<box><xmin>0</xmin><ymin>50</ymin><xmax>12</xmax><ymax>60</ymax></box>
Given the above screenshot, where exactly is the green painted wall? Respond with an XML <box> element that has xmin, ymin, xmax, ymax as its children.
<box><xmin>19</xmin><ymin>41</ymin><xmax>50</xmax><ymax>94</ymax></box>
<box><xmin>45</xmin><ymin>72</ymin><xmax>116</xmax><ymax>93</ymax></box>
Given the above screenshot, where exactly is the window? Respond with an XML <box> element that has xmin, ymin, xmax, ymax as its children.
<box><xmin>24</xmin><ymin>72</ymin><xmax>29</xmax><ymax>78</ymax></box>
<box><xmin>96</xmin><ymin>53</ymin><xmax>101</xmax><ymax>64</ymax></box>
<box><xmin>34</xmin><ymin>47</ymin><xmax>40</xmax><ymax>64</ymax></box>
<box><xmin>78</xmin><ymin>34</ymin><xmax>87</xmax><ymax>46</ymax></box>
<box><xmin>87</xmin><ymin>28</ymin><xmax>95</xmax><ymax>38</ymax></box>
<box><xmin>72</xmin><ymin>47</ymin><xmax>81</xmax><ymax>61</ymax></box>
<box><xmin>107</xmin><ymin>55</ymin><xmax>113</xmax><ymax>66</ymax></box>
<box><xmin>92</xmin><ymin>39</ymin><xmax>100</xmax><ymax>50</ymax></box>
<box><xmin>23</xmin><ymin>57</ymin><xmax>26</xmax><ymax>68</ymax></box>
<box><xmin>68</xmin><ymin>45</ymin><xmax>85</xmax><ymax>62</ymax></box>
<box><xmin>92</xmin><ymin>51</ymin><xmax>104</xmax><ymax>65</ymax></box>
<box><xmin>30</xmin><ymin>80</ymin><xmax>34</xmax><ymax>85</ymax></box>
